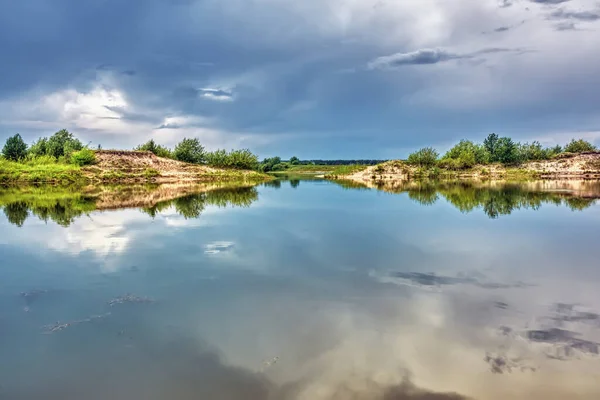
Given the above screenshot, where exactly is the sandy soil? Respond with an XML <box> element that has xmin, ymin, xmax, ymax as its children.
<box><xmin>83</xmin><ymin>150</ymin><xmax>264</xmax><ymax>183</ymax></box>
<box><xmin>339</xmin><ymin>152</ymin><xmax>600</xmax><ymax>186</ymax></box>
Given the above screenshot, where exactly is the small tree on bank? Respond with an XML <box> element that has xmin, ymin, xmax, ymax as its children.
<box><xmin>135</xmin><ymin>139</ymin><xmax>172</xmax><ymax>158</ymax></box>
<box><xmin>564</xmin><ymin>139</ymin><xmax>596</xmax><ymax>153</ymax></box>
<box><xmin>406</xmin><ymin>147</ymin><xmax>439</xmax><ymax>167</ymax></box>
<box><xmin>173</xmin><ymin>138</ymin><xmax>205</xmax><ymax>164</ymax></box>
<box><xmin>2</xmin><ymin>134</ymin><xmax>28</xmax><ymax>161</ymax></box>
<box><xmin>47</xmin><ymin>129</ymin><xmax>83</xmax><ymax>159</ymax></box>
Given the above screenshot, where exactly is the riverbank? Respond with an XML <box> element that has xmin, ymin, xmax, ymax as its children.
<box><xmin>329</xmin><ymin>151</ymin><xmax>600</xmax><ymax>185</ymax></box>
<box><xmin>0</xmin><ymin>150</ymin><xmax>271</xmax><ymax>185</ymax></box>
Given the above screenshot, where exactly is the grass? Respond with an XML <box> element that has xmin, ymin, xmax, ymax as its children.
<box><xmin>283</xmin><ymin>165</ymin><xmax>339</xmax><ymax>173</ymax></box>
<box><xmin>199</xmin><ymin>170</ymin><xmax>272</xmax><ymax>184</ymax></box>
<box><xmin>0</xmin><ymin>158</ymin><xmax>87</xmax><ymax>184</ymax></box>
<box><xmin>325</xmin><ymin>164</ymin><xmax>369</xmax><ymax>177</ymax></box>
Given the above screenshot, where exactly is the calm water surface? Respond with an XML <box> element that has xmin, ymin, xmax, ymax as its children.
<box><xmin>1</xmin><ymin>180</ymin><xmax>600</xmax><ymax>399</ymax></box>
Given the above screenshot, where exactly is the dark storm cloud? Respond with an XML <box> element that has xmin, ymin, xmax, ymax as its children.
<box><xmin>389</xmin><ymin>272</ymin><xmax>531</xmax><ymax>290</ymax></box>
<box><xmin>554</xmin><ymin>21</ymin><xmax>578</xmax><ymax>30</ymax></box>
<box><xmin>368</xmin><ymin>48</ymin><xmax>526</xmax><ymax>69</ymax></box>
<box><xmin>529</xmin><ymin>0</ymin><xmax>571</xmax><ymax>4</ymax></box>
<box><xmin>6</xmin><ymin>335</ymin><xmax>471</xmax><ymax>400</ymax></box>
<box><xmin>549</xmin><ymin>8</ymin><xmax>600</xmax><ymax>21</ymax></box>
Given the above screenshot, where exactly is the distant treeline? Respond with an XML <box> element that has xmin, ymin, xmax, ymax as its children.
<box><xmin>298</xmin><ymin>160</ymin><xmax>385</xmax><ymax>166</ymax></box>
<box><xmin>258</xmin><ymin>156</ymin><xmax>385</xmax><ymax>172</ymax></box>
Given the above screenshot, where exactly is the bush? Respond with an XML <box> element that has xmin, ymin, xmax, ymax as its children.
<box><xmin>564</xmin><ymin>139</ymin><xmax>596</xmax><ymax>153</ymax></box>
<box><xmin>440</xmin><ymin>140</ymin><xmax>487</xmax><ymax>169</ymax></box>
<box><xmin>227</xmin><ymin>149</ymin><xmax>259</xmax><ymax>170</ymax></box>
<box><xmin>28</xmin><ymin>137</ymin><xmax>48</xmax><ymax>157</ymax></box>
<box><xmin>443</xmin><ymin>140</ymin><xmax>489</xmax><ymax>166</ymax></box>
<box><xmin>173</xmin><ymin>137</ymin><xmax>205</xmax><ymax>164</ymax></box>
<box><xmin>2</xmin><ymin>134</ymin><xmax>28</xmax><ymax>161</ymax></box>
<box><xmin>259</xmin><ymin>157</ymin><xmax>283</xmax><ymax>172</ymax></box>
<box><xmin>70</xmin><ymin>149</ymin><xmax>96</xmax><ymax>166</ymax></box>
<box><xmin>438</xmin><ymin>158</ymin><xmax>463</xmax><ymax>170</ymax></box>
<box><xmin>406</xmin><ymin>147</ymin><xmax>439</xmax><ymax>167</ymax></box>
<box><xmin>546</xmin><ymin>145</ymin><xmax>563</xmax><ymax>158</ymax></box>
<box><xmin>206</xmin><ymin>149</ymin><xmax>260</xmax><ymax>170</ymax></box>
<box><xmin>135</xmin><ymin>139</ymin><xmax>172</xmax><ymax>158</ymax></box>
<box><xmin>205</xmin><ymin>149</ymin><xmax>229</xmax><ymax>168</ymax></box>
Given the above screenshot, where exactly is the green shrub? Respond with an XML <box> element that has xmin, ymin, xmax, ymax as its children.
<box><xmin>173</xmin><ymin>137</ymin><xmax>205</xmax><ymax>164</ymax></box>
<box><xmin>2</xmin><ymin>134</ymin><xmax>28</xmax><ymax>161</ymax></box>
<box><xmin>517</xmin><ymin>141</ymin><xmax>547</xmax><ymax>161</ymax></box>
<box><xmin>135</xmin><ymin>139</ymin><xmax>172</xmax><ymax>158</ymax></box>
<box><xmin>406</xmin><ymin>147</ymin><xmax>439</xmax><ymax>167</ymax></box>
<box><xmin>28</xmin><ymin>137</ymin><xmax>49</xmax><ymax>157</ymax></box>
<box><xmin>442</xmin><ymin>140</ymin><xmax>489</xmax><ymax>167</ymax></box>
<box><xmin>227</xmin><ymin>149</ymin><xmax>259</xmax><ymax>170</ymax></box>
<box><xmin>564</xmin><ymin>139</ymin><xmax>596</xmax><ymax>153</ymax></box>
<box><xmin>207</xmin><ymin>149</ymin><xmax>259</xmax><ymax>170</ymax></box>
<box><xmin>70</xmin><ymin>149</ymin><xmax>96</xmax><ymax>166</ymax></box>
<box><xmin>259</xmin><ymin>157</ymin><xmax>283</xmax><ymax>172</ymax></box>
<box><xmin>205</xmin><ymin>149</ymin><xmax>229</xmax><ymax>168</ymax></box>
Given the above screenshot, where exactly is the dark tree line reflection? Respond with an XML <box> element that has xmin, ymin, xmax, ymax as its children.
<box><xmin>381</xmin><ymin>181</ymin><xmax>599</xmax><ymax>218</ymax></box>
<box><xmin>1</xmin><ymin>186</ymin><xmax>259</xmax><ymax>227</ymax></box>
<box><xmin>1</xmin><ymin>196</ymin><xmax>96</xmax><ymax>227</ymax></box>
<box><xmin>140</xmin><ymin>187</ymin><xmax>258</xmax><ymax>219</ymax></box>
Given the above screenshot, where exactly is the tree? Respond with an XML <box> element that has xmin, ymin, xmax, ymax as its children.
<box><xmin>173</xmin><ymin>138</ymin><xmax>205</xmax><ymax>164</ymax></box>
<box><xmin>289</xmin><ymin>156</ymin><xmax>300</xmax><ymax>165</ymax></box>
<box><xmin>406</xmin><ymin>147</ymin><xmax>439</xmax><ymax>167</ymax></box>
<box><xmin>2</xmin><ymin>133</ymin><xmax>28</xmax><ymax>161</ymax></box>
<box><xmin>28</xmin><ymin>137</ymin><xmax>48</xmax><ymax>157</ymax></box>
<box><xmin>47</xmin><ymin>129</ymin><xmax>83</xmax><ymax>158</ymax></box>
<box><xmin>259</xmin><ymin>157</ymin><xmax>284</xmax><ymax>172</ymax></box>
<box><xmin>496</xmin><ymin>137</ymin><xmax>519</xmax><ymax>164</ymax></box>
<box><xmin>3</xmin><ymin>202</ymin><xmax>29</xmax><ymax>227</ymax></box>
<box><xmin>564</xmin><ymin>139</ymin><xmax>596</xmax><ymax>153</ymax></box>
<box><xmin>517</xmin><ymin>141</ymin><xmax>547</xmax><ymax>162</ymax></box>
<box><xmin>484</xmin><ymin>133</ymin><xmax>500</xmax><ymax>162</ymax></box>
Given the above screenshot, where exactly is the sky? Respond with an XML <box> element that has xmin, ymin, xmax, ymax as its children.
<box><xmin>1</xmin><ymin>0</ymin><xmax>600</xmax><ymax>159</ymax></box>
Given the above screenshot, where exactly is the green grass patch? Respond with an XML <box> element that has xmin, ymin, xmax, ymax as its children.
<box><xmin>0</xmin><ymin>158</ymin><xmax>86</xmax><ymax>184</ymax></box>
<box><xmin>326</xmin><ymin>164</ymin><xmax>369</xmax><ymax>177</ymax></box>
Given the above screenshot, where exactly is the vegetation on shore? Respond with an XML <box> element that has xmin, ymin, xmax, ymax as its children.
<box><xmin>1</xmin><ymin>130</ymin><xmax>271</xmax><ymax>184</ymax></box>
<box><xmin>405</xmin><ymin>134</ymin><xmax>596</xmax><ymax>170</ymax></box>
<box><xmin>258</xmin><ymin>156</ymin><xmax>383</xmax><ymax>173</ymax></box>
<box><xmin>328</xmin><ymin>134</ymin><xmax>599</xmax><ymax>181</ymax></box>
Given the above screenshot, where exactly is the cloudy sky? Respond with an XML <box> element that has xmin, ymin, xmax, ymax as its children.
<box><xmin>1</xmin><ymin>0</ymin><xmax>600</xmax><ymax>158</ymax></box>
